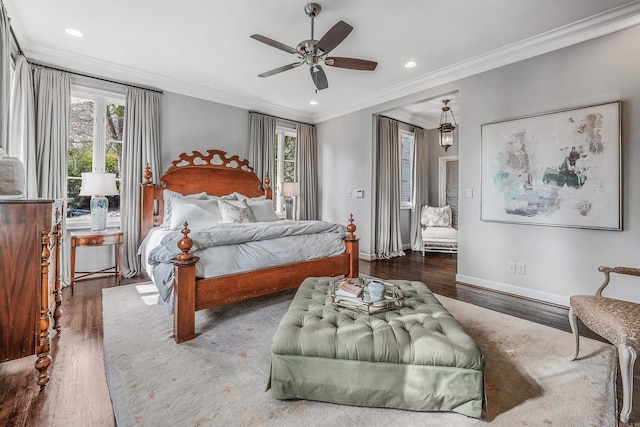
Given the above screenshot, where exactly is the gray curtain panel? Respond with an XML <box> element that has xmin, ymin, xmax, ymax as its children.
<box><xmin>121</xmin><ymin>87</ymin><xmax>161</xmax><ymax>278</ymax></box>
<box><xmin>33</xmin><ymin>66</ymin><xmax>70</xmax><ymax>200</ymax></box>
<box><xmin>0</xmin><ymin>1</ymin><xmax>9</xmax><ymax>153</ymax></box>
<box><xmin>8</xmin><ymin>55</ymin><xmax>37</xmax><ymax>198</ymax></box>
<box><xmin>33</xmin><ymin>65</ymin><xmax>71</xmax><ymax>285</ymax></box>
<box><xmin>248</xmin><ymin>112</ymin><xmax>276</xmax><ymax>185</ymax></box>
<box><xmin>410</xmin><ymin>128</ymin><xmax>429</xmax><ymax>251</ymax></box>
<box><xmin>296</xmin><ymin>123</ymin><xmax>318</xmax><ymax>220</ymax></box>
<box><xmin>375</xmin><ymin>116</ymin><xmax>405</xmax><ymax>259</ymax></box>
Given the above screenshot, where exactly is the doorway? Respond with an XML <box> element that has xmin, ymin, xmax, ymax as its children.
<box><xmin>439</xmin><ymin>155</ymin><xmax>459</xmax><ymax>228</ymax></box>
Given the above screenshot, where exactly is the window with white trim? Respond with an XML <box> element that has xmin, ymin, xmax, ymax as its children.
<box><xmin>274</xmin><ymin>126</ymin><xmax>297</xmax><ymax>213</ymax></box>
<box><xmin>67</xmin><ymin>86</ymin><xmax>124</xmax><ymax>225</ymax></box>
<box><xmin>400</xmin><ymin>130</ymin><xmax>414</xmax><ymax>208</ymax></box>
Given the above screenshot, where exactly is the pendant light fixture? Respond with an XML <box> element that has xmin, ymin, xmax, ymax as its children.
<box><xmin>438</xmin><ymin>99</ymin><xmax>457</xmax><ymax>151</ymax></box>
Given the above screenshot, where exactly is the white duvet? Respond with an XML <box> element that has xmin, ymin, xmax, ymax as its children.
<box><xmin>139</xmin><ymin>220</ymin><xmax>347</xmax><ymax>313</ymax></box>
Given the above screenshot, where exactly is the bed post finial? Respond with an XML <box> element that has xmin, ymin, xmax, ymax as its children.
<box><xmin>346</xmin><ymin>213</ymin><xmax>357</xmax><ymax>240</ymax></box>
<box><xmin>176</xmin><ymin>222</ymin><xmax>194</xmax><ymax>261</ymax></box>
<box><xmin>143</xmin><ymin>162</ymin><xmax>153</xmax><ymax>186</ymax></box>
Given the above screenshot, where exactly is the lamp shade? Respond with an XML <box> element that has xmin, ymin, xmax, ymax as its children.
<box><xmin>79</xmin><ymin>172</ymin><xmax>119</xmax><ymax>196</ymax></box>
<box><xmin>281</xmin><ymin>182</ymin><xmax>300</xmax><ymax>197</ymax></box>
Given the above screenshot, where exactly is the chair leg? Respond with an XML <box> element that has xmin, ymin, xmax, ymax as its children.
<box><xmin>567</xmin><ymin>306</ymin><xmax>580</xmax><ymax>361</ymax></box>
<box><xmin>618</xmin><ymin>344</ymin><xmax>637</xmax><ymax>424</ymax></box>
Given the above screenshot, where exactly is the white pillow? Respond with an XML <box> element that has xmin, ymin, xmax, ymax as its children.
<box><xmin>421</xmin><ymin>205</ymin><xmax>452</xmax><ymax>227</ymax></box>
<box><xmin>169</xmin><ymin>197</ymin><xmax>222</xmax><ymax>230</ymax></box>
<box><xmin>246</xmin><ymin>199</ymin><xmax>280</xmax><ymax>222</ymax></box>
<box><xmin>234</xmin><ymin>191</ymin><xmax>266</xmax><ymax>202</ymax></box>
<box><xmin>162</xmin><ymin>189</ymin><xmax>207</xmax><ymax>229</ymax></box>
<box><xmin>218</xmin><ymin>199</ymin><xmax>254</xmax><ymax>223</ymax></box>
<box><xmin>206</xmin><ymin>193</ymin><xmax>237</xmax><ymax>201</ymax></box>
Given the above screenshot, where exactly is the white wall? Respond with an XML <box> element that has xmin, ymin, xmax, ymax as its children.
<box><xmin>160</xmin><ymin>91</ymin><xmax>250</xmax><ymax>172</ymax></box>
<box><xmin>318</xmin><ymin>26</ymin><xmax>640</xmax><ymax>305</ymax></box>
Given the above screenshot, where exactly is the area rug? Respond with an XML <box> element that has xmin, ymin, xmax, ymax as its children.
<box><xmin>103</xmin><ymin>282</ymin><xmax>617</xmax><ymax>426</ymax></box>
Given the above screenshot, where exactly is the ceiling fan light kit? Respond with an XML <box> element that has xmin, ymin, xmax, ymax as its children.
<box><xmin>250</xmin><ymin>2</ymin><xmax>377</xmax><ymax>91</ymax></box>
<box><xmin>438</xmin><ymin>99</ymin><xmax>457</xmax><ymax>152</ymax></box>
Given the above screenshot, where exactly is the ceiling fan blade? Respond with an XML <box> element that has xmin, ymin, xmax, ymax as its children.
<box><xmin>325</xmin><ymin>57</ymin><xmax>377</xmax><ymax>71</ymax></box>
<box><xmin>316</xmin><ymin>21</ymin><xmax>353</xmax><ymax>54</ymax></box>
<box><xmin>258</xmin><ymin>62</ymin><xmax>302</xmax><ymax>78</ymax></box>
<box><xmin>250</xmin><ymin>34</ymin><xmax>298</xmax><ymax>55</ymax></box>
<box><xmin>310</xmin><ymin>65</ymin><xmax>328</xmax><ymax>90</ymax></box>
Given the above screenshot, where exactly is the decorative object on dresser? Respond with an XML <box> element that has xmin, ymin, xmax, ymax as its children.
<box><xmin>70</xmin><ymin>229</ymin><xmax>123</xmax><ymax>293</ymax></box>
<box><xmin>140</xmin><ymin>149</ymin><xmax>359</xmax><ymax>343</ymax></box>
<box><xmin>280</xmin><ymin>181</ymin><xmax>299</xmax><ymax>220</ymax></box>
<box><xmin>0</xmin><ymin>199</ymin><xmax>63</xmax><ymax>389</ymax></box>
<box><xmin>0</xmin><ymin>149</ymin><xmax>26</xmax><ymax>197</ymax></box>
<box><xmin>79</xmin><ymin>172</ymin><xmax>119</xmax><ymax>232</ymax></box>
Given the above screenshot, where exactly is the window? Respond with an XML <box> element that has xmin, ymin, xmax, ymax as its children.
<box><xmin>274</xmin><ymin>127</ymin><xmax>297</xmax><ymax>213</ymax></box>
<box><xmin>400</xmin><ymin>130</ymin><xmax>414</xmax><ymax>208</ymax></box>
<box><xmin>67</xmin><ymin>87</ymin><xmax>125</xmax><ymax>224</ymax></box>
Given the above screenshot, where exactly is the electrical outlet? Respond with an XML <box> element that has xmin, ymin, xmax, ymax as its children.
<box><xmin>516</xmin><ymin>262</ymin><xmax>526</xmax><ymax>275</ymax></box>
<box><xmin>507</xmin><ymin>262</ymin><xmax>516</xmax><ymax>274</ymax></box>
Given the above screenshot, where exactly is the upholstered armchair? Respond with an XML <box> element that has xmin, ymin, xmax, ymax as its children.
<box><xmin>568</xmin><ymin>266</ymin><xmax>640</xmax><ymax>424</ymax></box>
<box><xmin>420</xmin><ymin>205</ymin><xmax>457</xmax><ymax>255</ymax></box>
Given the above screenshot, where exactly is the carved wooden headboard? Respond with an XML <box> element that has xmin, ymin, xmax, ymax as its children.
<box><xmin>140</xmin><ymin>150</ymin><xmax>272</xmax><ymax>241</ymax></box>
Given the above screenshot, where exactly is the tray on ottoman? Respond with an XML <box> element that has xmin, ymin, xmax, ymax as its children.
<box><xmin>267</xmin><ymin>277</ymin><xmax>486</xmax><ymax>418</ymax></box>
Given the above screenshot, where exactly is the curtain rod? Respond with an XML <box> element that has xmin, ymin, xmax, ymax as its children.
<box><xmin>29</xmin><ymin>61</ymin><xmax>163</xmax><ymax>94</ymax></box>
<box><xmin>249</xmin><ymin>111</ymin><xmax>314</xmax><ymax>127</ymax></box>
<box><xmin>378</xmin><ymin>115</ymin><xmax>424</xmax><ymax>130</ymax></box>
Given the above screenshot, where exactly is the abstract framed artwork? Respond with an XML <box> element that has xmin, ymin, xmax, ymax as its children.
<box><xmin>481</xmin><ymin>101</ymin><xmax>621</xmax><ymax>230</ymax></box>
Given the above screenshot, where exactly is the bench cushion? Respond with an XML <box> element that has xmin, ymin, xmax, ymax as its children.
<box><xmin>269</xmin><ymin>277</ymin><xmax>485</xmax><ymax>418</ymax></box>
<box><xmin>570</xmin><ymin>295</ymin><xmax>640</xmax><ymax>351</ymax></box>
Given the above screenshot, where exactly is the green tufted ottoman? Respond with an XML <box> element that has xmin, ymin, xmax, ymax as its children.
<box><xmin>267</xmin><ymin>277</ymin><xmax>486</xmax><ymax>418</ymax></box>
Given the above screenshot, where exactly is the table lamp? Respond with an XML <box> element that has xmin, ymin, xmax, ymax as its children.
<box><xmin>281</xmin><ymin>182</ymin><xmax>299</xmax><ymax>220</ymax></box>
<box><xmin>79</xmin><ymin>172</ymin><xmax>119</xmax><ymax>232</ymax></box>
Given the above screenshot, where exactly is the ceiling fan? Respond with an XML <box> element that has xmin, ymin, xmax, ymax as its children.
<box><xmin>250</xmin><ymin>2</ymin><xmax>377</xmax><ymax>91</ymax></box>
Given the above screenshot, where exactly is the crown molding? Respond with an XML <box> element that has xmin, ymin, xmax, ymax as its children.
<box><xmin>313</xmin><ymin>1</ymin><xmax>640</xmax><ymax>123</ymax></box>
<box><xmin>21</xmin><ymin>1</ymin><xmax>640</xmax><ymax>125</ymax></box>
<box><xmin>25</xmin><ymin>46</ymin><xmax>315</xmax><ymax>124</ymax></box>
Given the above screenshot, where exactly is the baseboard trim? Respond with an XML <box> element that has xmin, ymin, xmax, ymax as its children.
<box><xmin>455</xmin><ymin>274</ymin><xmax>570</xmax><ymax>307</ymax></box>
<box><xmin>360</xmin><ymin>252</ymin><xmax>377</xmax><ymax>261</ymax></box>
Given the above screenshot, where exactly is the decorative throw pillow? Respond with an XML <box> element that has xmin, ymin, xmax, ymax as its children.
<box><xmin>169</xmin><ymin>198</ymin><xmax>223</xmax><ymax>230</ymax></box>
<box><xmin>218</xmin><ymin>199</ymin><xmax>254</xmax><ymax>223</ymax></box>
<box><xmin>421</xmin><ymin>205</ymin><xmax>452</xmax><ymax>227</ymax></box>
<box><xmin>246</xmin><ymin>199</ymin><xmax>280</xmax><ymax>222</ymax></box>
<box><xmin>162</xmin><ymin>189</ymin><xmax>208</xmax><ymax>229</ymax></box>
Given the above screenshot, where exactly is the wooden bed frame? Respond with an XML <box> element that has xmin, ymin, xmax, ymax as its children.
<box><xmin>140</xmin><ymin>150</ymin><xmax>359</xmax><ymax>343</ymax></box>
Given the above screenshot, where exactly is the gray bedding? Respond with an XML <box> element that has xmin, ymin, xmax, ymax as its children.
<box><xmin>144</xmin><ymin>220</ymin><xmax>347</xmax><ymax>313</ymax></box>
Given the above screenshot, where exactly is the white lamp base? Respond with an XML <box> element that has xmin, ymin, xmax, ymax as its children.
<box><xmin>90</xmin><ymin>195</ymin><xmax>109</xmax><ymax>232</ymax></box>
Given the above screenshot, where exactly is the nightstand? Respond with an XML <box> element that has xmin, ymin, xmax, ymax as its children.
<box><xmin>70</xmin><ymin>229</ymin><xmax>123</xmax><ymax>293</ymax></box>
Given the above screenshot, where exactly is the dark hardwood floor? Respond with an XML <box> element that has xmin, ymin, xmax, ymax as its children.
<box><xmin>0</xmin><ymin>251</ymin><xmax>637</xmax><ymax>426</ymax></box>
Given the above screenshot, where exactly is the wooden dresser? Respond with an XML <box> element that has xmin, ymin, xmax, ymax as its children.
<box><xmin>0</xmin><ymin>199</ymin><xmax>63</xmax><ymax>388</ymax></box>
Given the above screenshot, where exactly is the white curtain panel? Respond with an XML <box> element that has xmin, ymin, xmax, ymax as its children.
<box><xmin>8</xmin><ymin>55</ymin><xmax>37</xmax><ymax>197</ymax></box>
<box><xmin>410</xmin><ymin>128</ymin><xmax>429</xmax><ymax>251</ymax></box>
<box><xmin>375</xmin><ymin>116</ymin><xmax>405</xmax><ymax>259</ymax></box>
<box><xmin>248</xmin><ymin>112</ymin><xmax>276</xmax><ymax>186</ymax></box>
<box><xmin>0</xmin><ymin>1</ymin><xmax>9</xmax><ymax>153</ymax></box>
<box><xmin>33</xmin><ymin>66</ymin><xmax>70</xmax><ymax>200</ymax></box>
<box><xmin>121</xmin><ymin>87</ymin><xmax>161</xmax><ymax>278</ymax></box>
<box><xmin>296</xmin><ymin>123</ymin><xmax>318</xmax><ymax>220</ymax></box>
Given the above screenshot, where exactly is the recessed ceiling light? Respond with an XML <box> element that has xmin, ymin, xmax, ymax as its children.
<box><xmin>404</xmin><ymin>59</ymin><xmax>418</xmax><ymax>68</ymax></box>
<box><xmin>309</xmin><ymin>100</ymin><xmax>318</xmax><ymax>106</ymax></box>
<box><xmin>65</xmin><ymin>28</ymin><xmax>83</xmax><ymax>38</ymax></box>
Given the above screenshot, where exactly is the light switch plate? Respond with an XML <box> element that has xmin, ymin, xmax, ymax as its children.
<box><xmin>466</xmin><ymin>189</ymin><xmax>473</xmax><ymax>198</ymax></box>
<box><xmin>355</xmin><ymin>190</ymin><xmax>364</xmax><ymax>198</ymax></box>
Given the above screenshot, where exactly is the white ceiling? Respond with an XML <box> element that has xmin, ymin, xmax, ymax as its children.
<box><xmin>5</xmin><ymin>1</ymin><xmax>640</xmax><ymax>125</ymax></box>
